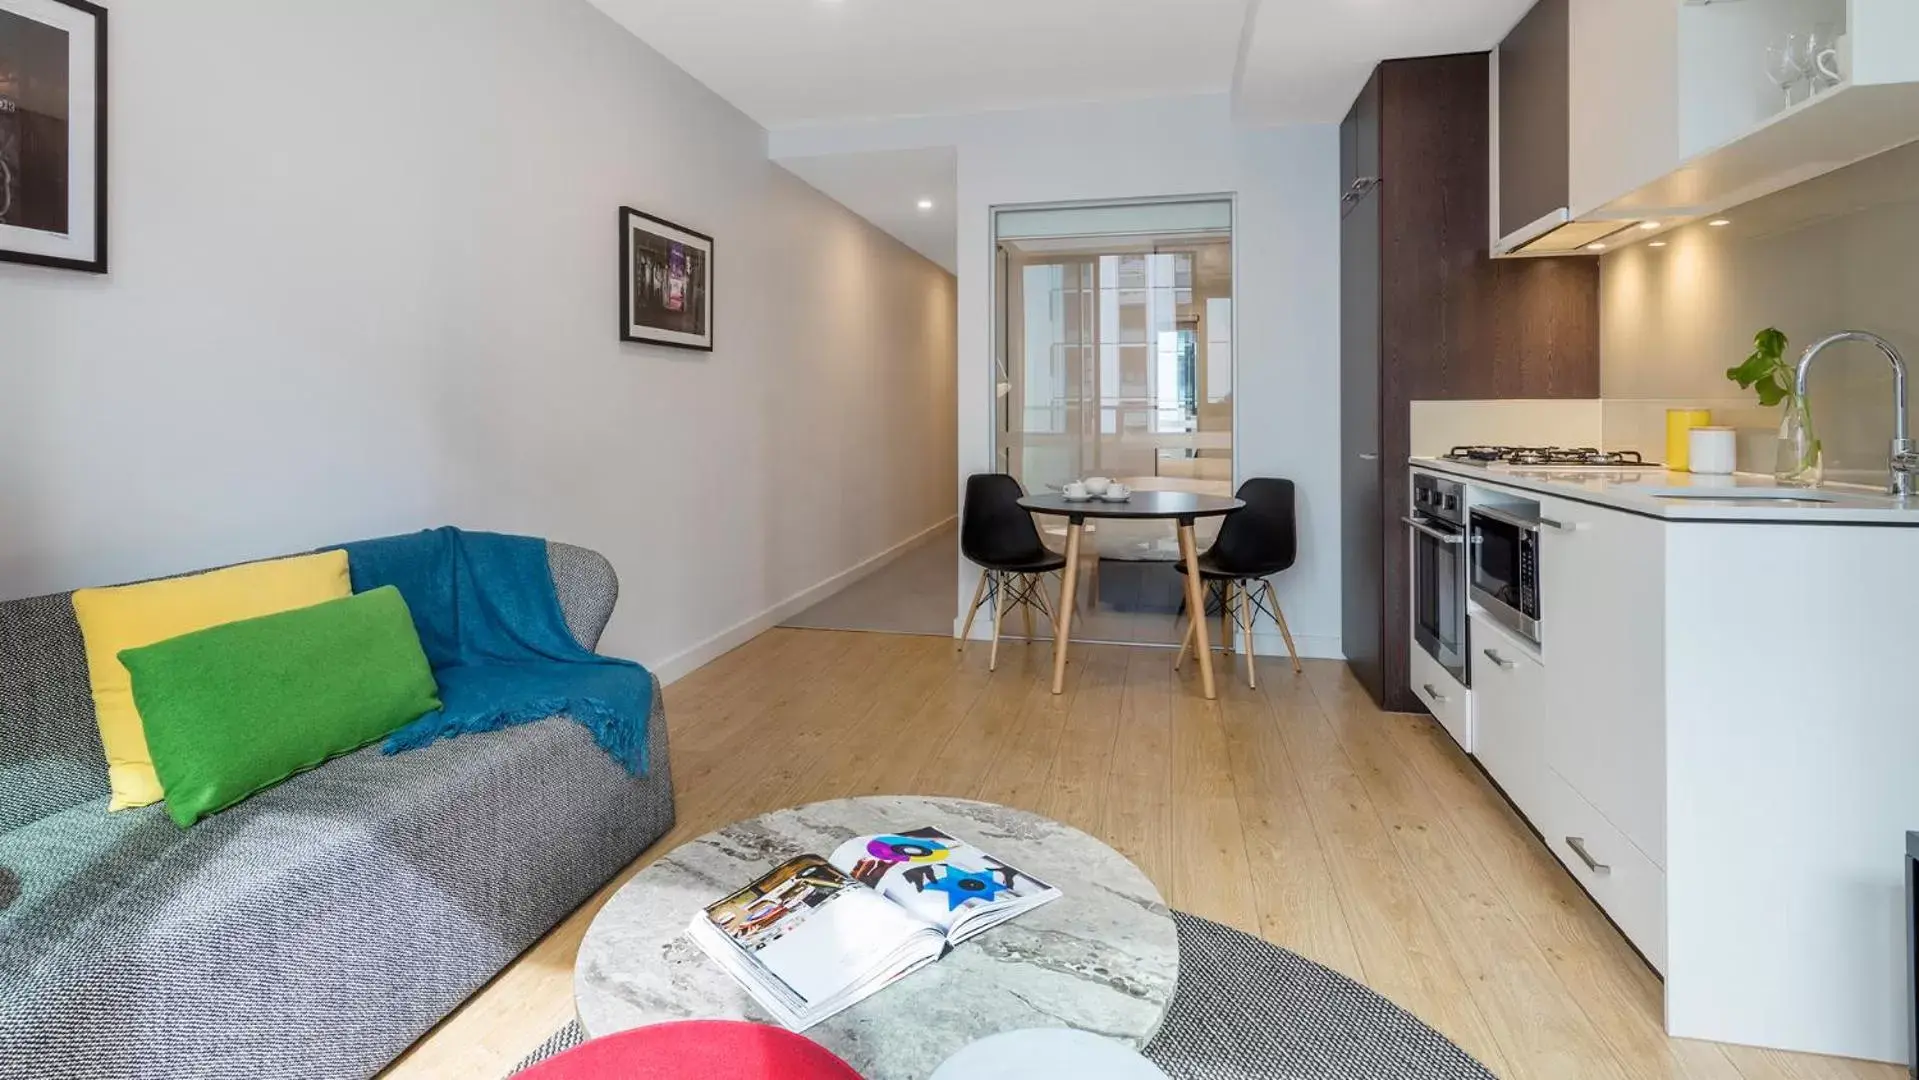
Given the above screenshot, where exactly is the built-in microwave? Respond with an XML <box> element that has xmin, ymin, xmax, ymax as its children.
<box><xmin>1469</xmin><ymin>500</ymin><xmax>1541</xmax><ymax>646</ymax></box>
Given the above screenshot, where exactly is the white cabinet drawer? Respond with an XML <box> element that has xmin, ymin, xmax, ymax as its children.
<box><xmin>1532</xmin><ymin>762</ymin><xmax>1668</xmax><ymax>973</ymax></box>
<box><xmin>1409</xmin><ymin>643</ymin><xmax>1471</xmax><ymax>753</ymax></box>
<box><xmin>1535</xmin><ymin>492</ymin><xmax>1667</xmax><ymax>867</ymax></box>
<box><xmin>1468</xmin><ymin>614</ymin><xmax>1547</xmax><ymax>821</ymax></box>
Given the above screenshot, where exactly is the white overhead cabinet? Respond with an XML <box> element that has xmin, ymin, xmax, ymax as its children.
<box><xmin>1499</xmin><ymin>0</ymin><xmax>1919</xmax><ymax>254</ymax></box>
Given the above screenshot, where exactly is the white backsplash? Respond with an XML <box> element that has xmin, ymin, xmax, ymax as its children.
<box><xmin>1408</xmin><ymin>400</ymin><xmax>1603</xmax><ymax>457</ymax></box>
<box><xmin>1410</xmin><ymin>397</ymin><xmax>1782</xmax><ymax>473</ymax></box>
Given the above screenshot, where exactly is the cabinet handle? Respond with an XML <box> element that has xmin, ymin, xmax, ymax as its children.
<box><xmin>1421</xmin><ymin>683</ymin><xmax>1447</xmax><ymax>703</ymax></box>
<box><xmin>1565</xmin><ymin>837</ymin><xmax>1611</xmax><ymax>876</ymax></box>
<box><xmin>1481</xmin><ymin>648</ymin><xmax>1516</xmax><ymax>670</ymax></box>
<box><xmin>1358</xmin><ymin>452</ymin><xmax>1379</xmax><ymax>461</ymax></box>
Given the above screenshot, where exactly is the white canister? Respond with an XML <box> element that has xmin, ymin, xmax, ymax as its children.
<box><xmin>1688</xmin><ymin>426</ymin><xmax>1738</xmax><ymax>475</ymax></box>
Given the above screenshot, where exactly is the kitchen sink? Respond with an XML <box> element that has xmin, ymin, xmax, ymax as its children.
<box><xmin>1646</xmin><ymin>487</ymin><xmax>1838</xmax><ymax>502</ymax></box>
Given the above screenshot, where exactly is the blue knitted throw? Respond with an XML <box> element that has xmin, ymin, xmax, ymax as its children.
<box><xmin>335</xmin><ymin>528</ymin><xmax>651</xmax><ymax>775</ymax></box>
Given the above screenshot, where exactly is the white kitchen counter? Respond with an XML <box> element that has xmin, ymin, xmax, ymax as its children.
<box><xmin>1411</xmin><ymin>456</ymin><xmax>1919</xmax><ymax>524</ymax></box>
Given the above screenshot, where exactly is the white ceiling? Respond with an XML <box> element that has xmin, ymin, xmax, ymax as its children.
<box><xmin>587</xmin><ymin>0</ymin><xmax>1539</xmax><ymax>272</ymax></box>
<box><xmin>780</xmin><ymin>147</ymin><xmax>959</xmax><ymax>271</ymax></box>
<box><xmin>586</xmin><ymin>0</ymin><xmax>1251</xmax><ymax>129</ymax></box>
<box><xmin>1236</xmin><ymin>0</ymin><xmax>1537</xmax><ymax>125</ymax></box>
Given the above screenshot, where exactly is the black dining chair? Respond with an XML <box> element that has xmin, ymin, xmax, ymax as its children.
<box><xmin>1174</xmin><ymin>477</ymin><xmax>1302</xmax><ymax>686</ymax></box>
<box><xmin>959</xmin><ymin>474</ymin><xmax>1066</xmax><ymax>671</ymax></box>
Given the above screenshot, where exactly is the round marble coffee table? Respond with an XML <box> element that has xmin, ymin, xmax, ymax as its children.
<box><xmin>574</xmin><ymin>796</ymin><xmax>1179</xmax><ymax>1080</ymax></box>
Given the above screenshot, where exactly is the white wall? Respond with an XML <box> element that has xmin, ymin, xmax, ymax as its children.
<box><xmin>773</xmin><ymin>96</ymin><xmax>1344</xmax><ymax>658</ymax></box>
<box><xmin>1601</xmin><ymin>136</ymin><xmax>1919</xmax><ymax>489</ymax></box>
<box><xmin>0</xmin><ymin>0</ymin><xmax>957</xmax><ymax>682</ymax></box>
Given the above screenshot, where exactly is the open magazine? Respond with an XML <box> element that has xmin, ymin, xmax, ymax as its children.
<box><xmin>684</xmin><ymin>826</ymin><xmax>1060</xmax><ymax>1031</ymax></box>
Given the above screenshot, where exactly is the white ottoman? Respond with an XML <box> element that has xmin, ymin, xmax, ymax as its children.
<box><xmin>928</xmin><ymin>1029</ymin><xmax>1171</xmax><ymax>1080</ymax></box>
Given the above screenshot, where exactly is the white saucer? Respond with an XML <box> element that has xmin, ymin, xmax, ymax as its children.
<box><xmin>1098</xmin><ymin>492</ymin><xmax>1133</xmax><ymax>502</ymax></box>
<box><xmin>1061</xmin><ymin>493</ymin><xmax>1096</xmax><ymax>502</ymax></box>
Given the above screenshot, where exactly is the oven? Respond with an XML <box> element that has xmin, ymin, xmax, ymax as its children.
<box><xmin>1405</xmin><ymin>474</ymin><xmax>1469</xmax><ymax>685</ymax></box>
<box><xmin>1469</xmin><ymin>498</ymin><xmax>1542</xmax><ymax>647</ymax></box>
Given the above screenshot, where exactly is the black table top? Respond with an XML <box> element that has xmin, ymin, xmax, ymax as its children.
<box><xmin>1018</xmin><ymin>490</ymin><xmax>1245</xmax><ymax>521</ymax></box>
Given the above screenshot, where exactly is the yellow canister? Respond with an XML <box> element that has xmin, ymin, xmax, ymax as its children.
<box><xmin>1666</xmin><ymin>409</ymin><xmax>1714</xmax><ymax>471</ymax></box>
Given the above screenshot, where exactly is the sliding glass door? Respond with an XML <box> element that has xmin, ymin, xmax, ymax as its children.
<box><xmin>992</xmin><ymin>199</ymin><xmax>1234</xmax><ymax>643</ymax></box>
<box><xmin>996</xmin><ymin>200</ymin><xmax>1235</xmax><ymax>508</ymax></box>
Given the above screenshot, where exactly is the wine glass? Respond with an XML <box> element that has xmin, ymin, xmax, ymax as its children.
<box><xmin>1764</xmin><ymin>33</ymin><xmax>1806</xmax><ymax>108</ymax></box>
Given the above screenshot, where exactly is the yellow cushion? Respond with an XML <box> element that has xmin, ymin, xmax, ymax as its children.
<box><xmin>72</xmin><ymin>550</ymin><xmax>353</xmax><ymax>810</ymax></box>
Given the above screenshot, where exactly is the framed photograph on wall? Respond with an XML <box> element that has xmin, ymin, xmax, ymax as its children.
<box><xmin>620</xmin><ymin>206</ymin><xmax>713</xmax><ymax>351</ymax></box>
<box><xmin>0</xmin><ymin>0</ymin><xmax>107</xmax><ymax>273</ymax></box>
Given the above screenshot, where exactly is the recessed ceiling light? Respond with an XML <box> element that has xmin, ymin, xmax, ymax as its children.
<box><xmin>917</xmin><ymin>198</ymin><xmax>935</xmax><ymax>211</ymax></box>
<box><xmin>1587</xmin><ymin>242</ymin><xmax>1607</xmax><ymax>251</ymax></box>
<box><xmin>1639</xmin><ymin>221</ymin><xmax>1662</xmax><ymax>230</ymax></box>
<box><xmin>1709</xmin><ymin>218</ymin><xmax>1732</xmax><ymax>227</ymax></box>
<box><xmin>1649</xmin><ymin>241</ymin><xmax>1668</xmax><ymax>248</ymax></box>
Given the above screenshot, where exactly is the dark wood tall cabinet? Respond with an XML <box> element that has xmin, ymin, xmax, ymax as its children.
<box><xmin>1339</xmin><ymin>53</ymin><xmax>1600</xmax><ymax>714</ymax></box>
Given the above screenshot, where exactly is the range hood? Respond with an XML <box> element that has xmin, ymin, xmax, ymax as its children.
<box><xmin>1494</xmin><ymin>208</ymin><xmax>1635</xmax><ymax>257</ymax></box>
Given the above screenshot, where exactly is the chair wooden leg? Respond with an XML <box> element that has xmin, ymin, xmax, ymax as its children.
<box><xmin>1264</xmin><ymin>579</ymin><xmax>1303</xmax><ymax>675</ymax></box>
<box><xmin>958</xmin><ymin>572</ymin><xmax>988</xmax><ymax>653</ymax></box>
<box><xmin>1033</xmin><ymin>575</ymin><xmax>1059</xmax><ymax>629</ymax></box>
<box><xmin>1219</xmin><ymin>582</ymin><xmax>1235</xmax><ymax>657</ymax></box>
<box><xmin>988</xmin><ymin>573</ymin><xmax>1006</xmax><ymax>672</ymax></box>
<box><xmin>1021</xmin><ymin>575</ymin><xmax>1036</xmax><ymax>644</ymax></box>
<box><xmin>1173</xmin><ymin>612</ymin><xmax>1196</xmax><ymax>670</ymax></box>
<box><xmin>1237</xmin><ymin>579</ymin><xmax>1257</xmax><ymax>689</ymax></box>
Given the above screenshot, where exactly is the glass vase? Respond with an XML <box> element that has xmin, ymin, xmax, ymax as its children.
<box><xmin>1774</xmin><ymin>395</ymin><xmax>1822</xmax><ymax>486</ymax></box>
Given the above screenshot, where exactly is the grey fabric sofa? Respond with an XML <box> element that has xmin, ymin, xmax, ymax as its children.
<box><xmin>0</xmin><ymin>541</ymin><xmax>675</xmax><ymax>1080</ymax></box>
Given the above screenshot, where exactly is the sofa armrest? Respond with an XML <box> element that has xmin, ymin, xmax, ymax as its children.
<box><xmin>547</xmin><ymin>542</ymin><xmax>618</xmax><ymax>652</ymax></box>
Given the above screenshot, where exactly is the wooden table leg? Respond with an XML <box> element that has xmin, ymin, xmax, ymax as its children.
<box><xmin>1177</xmin><ymin>522</ymin><xmax>1217</xmax><ymax>700</ymax></box>
<box><xmin>1051</xmin><ymin>520</ymin><xmax>1083</xmax><ymax>694</ymax></box>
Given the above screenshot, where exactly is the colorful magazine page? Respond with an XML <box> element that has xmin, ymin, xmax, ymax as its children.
<box><xmin>828</xmin><ymin>826</ymin><xmax>1060</xmax><ymax>941</ymax></box>
<box><xmin>689</xmin><ymin>854</ymin><xmax>942</xmax><ymax>1030</ymax></box>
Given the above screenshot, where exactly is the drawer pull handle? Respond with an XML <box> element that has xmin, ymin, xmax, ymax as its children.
<box><xmin>1421</xmin><ymin>683</ymin><xmax>1447</xmax><ymax>703</ymax></box>
<box><xmin>1565</xmin><ymin>836</ymin><xmax>1611</xmax><ymax>876</ymax></box>
<box><xmin>1482</xmin><ymin>649</ymin><xmax>1516</xmax><ymax>670</ymax></box>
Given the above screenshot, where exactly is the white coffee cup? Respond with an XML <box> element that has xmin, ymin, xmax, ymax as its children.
<box><xmin>1689</xmin><ymin>427</ymin><xmax>1737</xmax><ymax>475</ymax></box>
<box><xmin>1106</xmin><ymin>484</ymin><xmax>1132</xmax><ymax>499</ymax></box>
<box><xmin>1083</xmin><ymin>476</ymin><xmax>1112</xmax><ymax>496</ymax></box>
<box><xmin>1062</xmin><ymin>482</ymin><xmax>1090</xmax><ymax>500</ymax></box>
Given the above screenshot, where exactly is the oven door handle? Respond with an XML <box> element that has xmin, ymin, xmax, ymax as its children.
<box><xmin>1402</xmin><ymin>516</ymin><xmax>1465</xmax><ymax>544</ymax></box>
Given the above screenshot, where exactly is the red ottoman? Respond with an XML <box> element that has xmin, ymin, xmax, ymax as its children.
<box><xmin>514</xmin><ymin>1021</ymin><xmax>863</xmax><ymax>1080</ymax></box>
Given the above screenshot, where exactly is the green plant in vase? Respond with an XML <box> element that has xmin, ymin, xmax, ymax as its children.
<box><xmin>1725</xmin><ymin>327</ymin><xmax>1821</xmax><ymax>485</ymax></box>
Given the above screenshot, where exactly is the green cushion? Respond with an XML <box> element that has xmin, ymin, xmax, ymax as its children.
<box><xmin>119</xmin><ymin>586</ymin><xmax>442</xmax><ymax>827</ymax></box>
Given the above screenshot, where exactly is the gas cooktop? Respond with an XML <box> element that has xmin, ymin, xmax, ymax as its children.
<box><xmin>1443</xmin><ymin>446</ymin><xmax>1663</xmax><ymax>469</ymax></box>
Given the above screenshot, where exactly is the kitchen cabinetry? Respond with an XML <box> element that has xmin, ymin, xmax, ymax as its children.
<box><xmin>1497</xmin><ymin>0</ymin><xmax>1570</xmax><ymax>240</ymax></box>
<box><xmin>1566</xmin><ymin>0</ymin><xmax>1679</xmax><ymax>222</ymax></box>
<box><xmin>1339</xmin><ymin>55</ymin><xmax>1599</xmax><ymax>712</ymax></box>
<box><xmin>1429</xmin><ymin>459</ymin><xmax>1919</xmax><ymax>1064</ymax></box>
<box><xmin>1503</xmin><ymin>0</ymin><xmax>1919</xmax><ymax>252</ymax></box>
<box><xmin>1535</xmin><ymin>493</ymin><xmax>1666</xmax><ymax>865</ymax></box>
<box><xmin>1466</xmin><ymin>612</ymin><xmax>1545</xmax><ymax>816</ymax></box>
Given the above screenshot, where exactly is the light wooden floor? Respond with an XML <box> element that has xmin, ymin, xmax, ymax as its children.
<box><xmin>383</xmin><ymin>629</ymin><xmax>1903</xmax><ymax>1080</ymax></box>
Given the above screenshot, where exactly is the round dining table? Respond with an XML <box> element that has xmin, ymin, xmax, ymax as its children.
<box><xmin>1018</xmin><ymin>490</ymin><xmax>1245</xmax><ymax>700</ymax></box>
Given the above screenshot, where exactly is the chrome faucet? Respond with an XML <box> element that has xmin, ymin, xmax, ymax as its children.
<box><xmin>1794</xmin><ymin>330</ymin><xmax>1917</xmax><ymax>497</ymax></box>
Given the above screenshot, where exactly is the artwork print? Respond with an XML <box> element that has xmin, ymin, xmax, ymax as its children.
<box><xmin>620</xmin><ymin>206</ymin><xmax>713</xmax><ymax>351</ymax></box>
<box><xmin>0</xmin><ymin>0</ymin><xmax>106</xmax><ymax>273</ymax></box>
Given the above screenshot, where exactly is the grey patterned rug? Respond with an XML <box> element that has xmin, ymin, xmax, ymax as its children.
<box><xmin>510</xmin><ymin>912</ymin><xmax>1494</xmax><ymax>1079</ymax></box>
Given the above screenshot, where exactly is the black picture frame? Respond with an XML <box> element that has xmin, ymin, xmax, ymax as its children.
<box><xmin>619</xmin><ymin>206</ymin><xmax>713</xmax><ymax>352</ymax></box>
<box><xmin>0</xmin><ymin>0</ymin><xmax>107</xmax><ymax>274</ymax></box>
